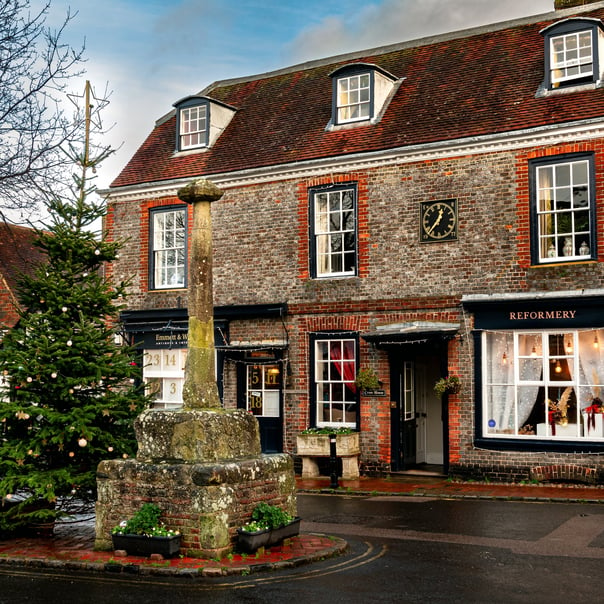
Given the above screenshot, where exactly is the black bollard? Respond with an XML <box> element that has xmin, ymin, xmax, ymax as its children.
<box><xmin>329</xmin><ymin>433</ymin><xmax>339</xmax><ymax>489</ymax></box>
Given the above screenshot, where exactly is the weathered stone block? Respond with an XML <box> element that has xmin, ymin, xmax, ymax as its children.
<box><xmin>134</xmin><ymin>408</ymin><xmax>261</xmax><ymax>463</ymax></box>
<box><xmin>95</xmin><ymin>453</ymin><xmax>296</xmax><ymax>558</ymax></box>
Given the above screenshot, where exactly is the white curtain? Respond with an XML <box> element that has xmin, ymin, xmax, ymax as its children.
<box><xmin>516</xmin><ymin>334</ymin><xmax>541</xmax><ymax>427</ymax></box>
<box><xmin>485</xmin><ymin>332</ymin><xmax>514</xmax><ymax>432</ymax></box>
<box><xmin>578</xmin><ymin>329</ymin><xmax>604</xmax><ymax>410</ymax></box>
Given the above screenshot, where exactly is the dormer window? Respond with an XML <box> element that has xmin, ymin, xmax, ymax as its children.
<box><xmin>337</xmin><ymin>73</ymin><xmax>371</xmax><ymax>123</ymax></box>
<box><xmin>540</xmin><ymin>18</ymin><xmax>604</xmax><ymax>92</ymax></box>
<box><xmin>550</xmin><ymin>29</ymin><xmax>593</xmax><ymax>86</ymax></box>
<box><xmin>329</xmin><ymin>63</ymin><xmax>400</xmax><ymax>128</ymax></box>
<box><xmin>180</xmin><ymin>103</ymin><xmax>207</xmax><ymax>149</ymax></box>
<box><xmin>173</xmin><ymin>95</ymin><xmax>237</xmax><ymax>153</ymax></box>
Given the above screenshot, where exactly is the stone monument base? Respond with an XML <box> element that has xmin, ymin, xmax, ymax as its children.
<box><xmin>95</xmin><ymin>453</ymin><xmax>296</xmax><ymax>558</ymax></box>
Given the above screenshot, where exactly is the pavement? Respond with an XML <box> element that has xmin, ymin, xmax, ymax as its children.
<box><xmin>0</xmin><ymin>473</ymin><xmax>602</xmax><ymax>577</ymax></box>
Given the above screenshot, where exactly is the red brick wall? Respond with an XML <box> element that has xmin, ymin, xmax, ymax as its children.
<box><xmin>0</xmin><ymin>275</ymin><xmax>19</xmax><ymax>331</ymax></box>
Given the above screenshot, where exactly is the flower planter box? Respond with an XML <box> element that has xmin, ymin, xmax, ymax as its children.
<box><xmin>111</xmin><ymin>533</ymin><xmax>181</xmax><ymax>558</ymax></box>
<box><xmin>236</xmin><ymin>517</ymin><xmax>301</xmax><ymax>554</ymax></box>
<box><xmin>268</xmin><ymin>517</ymin><xmax>301</xmax><ymax>544</ymax></box>
<box><xmin>297</xmin><ymin>432</ymin><xmax>360</xmax><ymax>479</ymax></box>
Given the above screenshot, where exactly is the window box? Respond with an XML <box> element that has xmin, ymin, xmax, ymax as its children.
<box><xmin>111</xmin><ymin>533</ymin><xmax>181</xmax><ymax>558</ymax></box>
<box><xmin>236</xmin><ymin>517</ymin><xmax>301</xmax><ymax>553</ymax></box>
<box><xmin>297</xmin><ymin>432</ymin><xmax>360</xmax><ymax>479</ymax></box>
<box><xmin>297</xmin><ymin>431</ymin><xmax>360</xmax><ymax>456</ymax></box>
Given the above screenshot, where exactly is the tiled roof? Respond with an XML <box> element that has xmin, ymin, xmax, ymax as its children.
<box><xmin>0</xmin><ymin>222</ymin><xmax>44</xmax><ymax>295</ymax></box>
<box><xmin>111</xmin><ymin>6</ymin><xmax>604</xmax><ymax>189</ymax></box>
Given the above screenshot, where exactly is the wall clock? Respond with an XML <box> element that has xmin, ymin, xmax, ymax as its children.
<box><xmin>420</xmin><ymin>199</ymin><xmax>457</xmax><ymax>242</ymax></box>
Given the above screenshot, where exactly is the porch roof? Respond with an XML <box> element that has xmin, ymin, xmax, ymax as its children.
<box><xmin>361</xmin><ymin>321</ymin><xmax>459</xmax><ymax>346</ymax></box>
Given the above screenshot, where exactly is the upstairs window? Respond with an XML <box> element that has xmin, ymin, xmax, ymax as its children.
<box><xmin>309</xmin><ymin>184</ymin><xmax>357</xmax><ymax>278</ymax></box>
<box><xmin>550</xmin><ymin>30</ymin><xmax>593</xmax><ymax>86</ymax></box>
<box><xmin>329</xmin><ymin>63</ymin><xmax>399</xmax><ymax>127</ymax></box>
<box><xmin>337</xmin><ymin>73</ymin><xmax>371</xmax><ymax>123</ymax></box>
<box><xmin>529</xmin><ymin>154</ymin><xmax>595</xmax><ymax>264</ymax></box>
<box><xmin>180</xmin><ymin>104</ymin><xmax>207</xmax><ymax>149</ymax></box>
<box><xmin>150</xmin><ymin>206</ymin><xmax>187</xmax><ymax>289</ymax></box>
<box><xmin>541</xmin><ymin>18</ymin><xmax>604</xmax><ymax>91</ymax></box>
<box><xmin>174</xmin><ymin>96</ymin><xmax>209</xmax><ymax>151</ymax></box>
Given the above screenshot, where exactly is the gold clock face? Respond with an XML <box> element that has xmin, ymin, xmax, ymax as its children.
<box><xmin>420</xmin><ymin>199</ymin><xmax>457</xmax><ymax>242</ymax></box>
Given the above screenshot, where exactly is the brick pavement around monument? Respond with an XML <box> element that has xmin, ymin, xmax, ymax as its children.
<box><xmin>0</xmin><ymin>475</ymin><xmax>603</xmax><ymax>577</ymax></box>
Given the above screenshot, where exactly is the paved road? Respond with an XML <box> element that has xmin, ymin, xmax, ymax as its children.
<box><xmin>0</xmin><ymin>494</ymin><xmax>602</xmax><ymax>603</ymax></box>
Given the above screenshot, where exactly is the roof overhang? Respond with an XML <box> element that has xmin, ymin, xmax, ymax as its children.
<box><xmin>362</xmin><ymin>321</ymin><xmax>459</xmax><ymax>347</ymax></box>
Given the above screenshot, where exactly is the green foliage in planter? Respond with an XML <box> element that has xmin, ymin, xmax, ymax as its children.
<box><xmin>434</xmin><ymin>375</ymin><xmax>461</xmax><ymax>397</ymax></box>
<box><xmin>354</xmin><ymin>367</ymin><xmax>381</xmax><ymax>390</ymax></box>
<box><xmin>111</xmin><ymin>503</ymin><xmax>179</xmax><ymax>537</ymax></box>
<box><xmin>250</xmin><ymin>502</ymin><xmax>294</xmax><ymax>530</ymax></box>
<box><xmin>300</xmin><ymin>427</ymin><xmax>354</xmax><ymax>435</ymax></box>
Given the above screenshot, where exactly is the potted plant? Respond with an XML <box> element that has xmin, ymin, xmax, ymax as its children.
<box><xmin>237</xmin><ymin>502</ymin><xmax>300</xmax><ymax>553</ymax></box>
<box><xmin>354</xmin><ymin>367</ymin><xmax>381</xmax><ymax>391</ymax></box>
<box><xmin>434</xmin><ymin>375</ymin><xmax>461</xmax><ymax>397</ymax></box>
<box><xmin>111</xmin><ymin>503</ymin><xmax>181</xmax><ymax>557</ymax></box>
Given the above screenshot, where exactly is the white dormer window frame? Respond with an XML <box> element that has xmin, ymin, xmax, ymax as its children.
<box><xmin>173</xmin><ymin>95</ymin><xmax>237</xmax><ymax>153</ymax></box>
<box><xmin>329</xmin><ymin>63</ymin><xmax>399</xmax><ymax>128</ymax></box>
<box><xmin>540</xmin><ymin>18</ymin><xmax>604</xmax><ymax>92</ymax></box>
<box><xmin>180</xmin><ymin>104</ymin><xmax>207</xmax><ymax>150</ymax></box>
<box><xmin>337</xmin><ymin>72</ymin><xmax>371</xmax><ymax>124</ymax></box>
<box><xmin>175</xmin><ymin>97</ymin><xmax>209</xmax><ymax>151</ymax></box>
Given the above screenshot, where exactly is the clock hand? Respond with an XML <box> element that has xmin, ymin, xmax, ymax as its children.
<box><xmin>426</xmin><ymin>208</ymin><xmax>444</xmax><ymax>235</ymax></box>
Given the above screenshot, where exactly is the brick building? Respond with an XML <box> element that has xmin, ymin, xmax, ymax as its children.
<box><xmin>103</xmin><ymin>0</ymin><xmax>604</xmax><ymax>482</ymax></box>
<box><xmin>0</xmin><ymin>222</ymin><xmax>44</xmax><ymax>334</ymax></box>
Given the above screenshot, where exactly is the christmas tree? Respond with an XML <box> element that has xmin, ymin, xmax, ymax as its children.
<box><xmin>0</xmin><ymin>83</ymin><xmax>148</xmax><ymax>533</ymax></box>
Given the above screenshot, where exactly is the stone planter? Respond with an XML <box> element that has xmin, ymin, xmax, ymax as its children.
<box><xmin>236</xmin><ymin>517</ymin><xmax>301</xmax><ymax>553</ymax></box>
<box><xmin>111</xmin><ymin>533</ymin><xmax>181</xmax><ymax>558</ymax></box>
<box><xmin>297</xmin><ymin>432</ymin><xmax>360</xmax><ymax>479</ymax></box>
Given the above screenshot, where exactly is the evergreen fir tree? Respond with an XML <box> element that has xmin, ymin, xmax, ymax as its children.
<box><xmin>0</xmin><ymin>83</ymin><xmax>148</xmax><ymax>532</ymax></box>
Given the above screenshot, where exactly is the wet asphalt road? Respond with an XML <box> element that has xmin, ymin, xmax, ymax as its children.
<box><xmin>0</xmin><ymin>494</ymin><xmax>602</xmax><ymax>603</ymax></box>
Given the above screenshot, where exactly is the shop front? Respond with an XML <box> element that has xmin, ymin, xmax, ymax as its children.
<box><xmin>464</xmin><ymin>291</ymin><xmax>604</xmax><ymax>456</ymax></box>
<box><xmin>119</xmin><ymin>304</ymin><xmax>288</xmax><ymax>453</ymax></box>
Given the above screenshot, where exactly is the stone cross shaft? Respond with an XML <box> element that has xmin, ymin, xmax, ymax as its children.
<box><xmin>177</xmin><ymin>178</ymin><xmax>224</xmax><ymax>409</ymax></box>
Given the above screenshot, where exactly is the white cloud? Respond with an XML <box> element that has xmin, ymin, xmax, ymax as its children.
<box><xmin>286</xmin><ymin>0</ymin><xmax>553</xmax><ymax>63</ymax></box>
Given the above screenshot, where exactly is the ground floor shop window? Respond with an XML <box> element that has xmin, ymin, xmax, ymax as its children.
<box><xmin>483</xmin><ymin>329</ymin><xmax>604</xmax><ymax>439</ymax></box>
<box><xmin>313</xmin><ymin>337</ymin><xmax>357</xmax><ymax>428</ymax></box>
<box><xmin>143</xmin><ymin>348</ymin><xmax>187</xmax><ymax>409</ymax></box>
<box><xmin>246</xmin><ymin>364</ymin><xmax>280</xmax><ymax>417</ymax></box>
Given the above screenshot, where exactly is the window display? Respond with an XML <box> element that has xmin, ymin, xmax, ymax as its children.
<box><xmin>483</xmin><ymin>329</ymin><xmax>604</xmax><ymax>439</ymax></box>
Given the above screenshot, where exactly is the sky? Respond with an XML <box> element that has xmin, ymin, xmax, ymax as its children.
<box><xmin>37</xmin><ymin>0</ymin><xmax>555</xmax><ymax>192</ymax></box>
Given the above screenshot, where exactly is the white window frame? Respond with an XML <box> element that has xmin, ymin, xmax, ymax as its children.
<box><xmin>314</xmin><ymin>337</ymin><xmax>357</xmax><ymax>428</ymax></box>
<box><xmin>482</xmin><ymin>329</ymin><xmax>604</xmax><ymax>440</ymax></box>
<box><xmin>143</xmin><ymin>348</ymin><xmax>187</xmax><ymax>409</ymax></box>
<box><xmin>336</xmin><ymin>73</ymin><xmax>371</xmax><ymax>124</ymax></box>
<box><xmin>312</xmin><ymin>186</ymin><xmax>357</xmax><ymax>278</ymax></box>
<box><xmin>550</xmin><ymin>29</ymin><xmax>593</xmax><ymax>87</ymax></box>
<box><xmin>179</xmin><ymin>104</ymin><xmax>208</xmax><ymax>150</ymax></box>
<box><xmin>246</xmin><ymin>364</ymin><xmax>280</xmax><ymax>418</ymax></box>
<box><xmin>532</xmin><ymin>156</ymin><xmax>593</xmax><ymax>264</ymax></box>
<box><xmin>151</xmin><ymin>208</ymin><xmax>186</xmax><ymax>289</ymax></box>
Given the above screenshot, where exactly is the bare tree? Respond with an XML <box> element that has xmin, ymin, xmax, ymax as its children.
<box><xmin>0</xmin><ymin>0</ymin><xmax>85</xmax><ymax>222</ymax></box>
